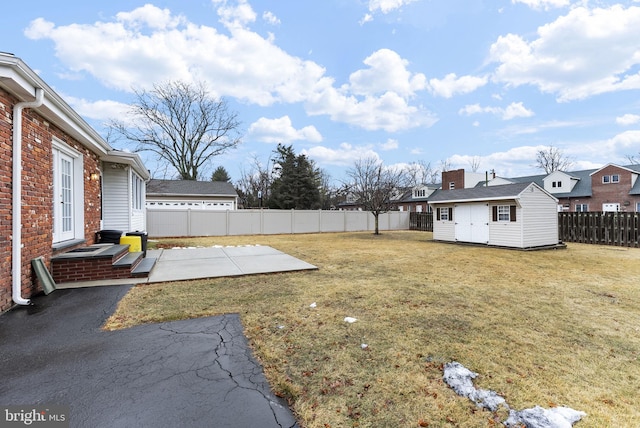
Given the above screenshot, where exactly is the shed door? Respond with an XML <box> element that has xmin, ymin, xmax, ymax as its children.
<box><xmin>455</xmin><ymin>204</ymin><xmax>489</xmax><ymax>244</ymax></box>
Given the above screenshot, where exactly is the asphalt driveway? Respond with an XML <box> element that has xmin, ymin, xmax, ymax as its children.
<box><xmin>0</xmin><ymin>286</ymin><xmax>298</xmax><ymax>428</ymax></box>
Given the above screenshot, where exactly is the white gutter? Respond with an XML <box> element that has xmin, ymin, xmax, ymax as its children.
<box><xmin>12</xmin><ymin>87</ymin><xmax>44</xmax><ymax>305</ymax></box>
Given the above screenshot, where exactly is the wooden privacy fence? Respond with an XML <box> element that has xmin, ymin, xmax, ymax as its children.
<box><xmin>409</xmin><ymin>212</ymin><xmax>433</xmax><ymax>231</ymax></box>
<box><xmin>558</xmin><ymin>212</ymin><xmax>639</xmax><ymax>247</ymax></box>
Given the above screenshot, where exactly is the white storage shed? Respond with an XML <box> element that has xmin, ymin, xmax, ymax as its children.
<box><xmin>428</xmin><ymin>182</ymin><xmax>561</xmax><ymax>249</ymax></box>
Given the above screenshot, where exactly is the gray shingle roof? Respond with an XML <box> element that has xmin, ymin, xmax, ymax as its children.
<box><xmin>146</xmin><ymin>179</ymin><xmax>237</xmax><ymax>196</ymax></box>
<box><xmin>428</xmin><ymin>182</ymin><xmax>535</xmax><ymax>203</ymax></box>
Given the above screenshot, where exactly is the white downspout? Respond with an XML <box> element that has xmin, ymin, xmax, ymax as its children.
<box><xmin>12</xmin><ymin>87</ymin><xmax>44</xmax><ymax>305</ymax></box>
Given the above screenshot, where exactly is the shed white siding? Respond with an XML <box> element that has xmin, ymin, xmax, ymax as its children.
<box><xmin>520</xmin><ymin>185</ymin><xmax>559</xmax><ymax>247</ymax></box>
<box><xmin>433</xmin><ymin>205</ymin><xmax>455</xmax><ymax>241</ymax></box>
<box><xmin>430</xmin><ymin>182</ymin><xmax>559</xmax><ymax>249</ymax></box>
<box><xmin>488</xmin><ymin>204</ymin><xmax>523</xmax><ymax>248</ymax></box>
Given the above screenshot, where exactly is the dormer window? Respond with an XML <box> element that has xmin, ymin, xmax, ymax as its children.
<box><xmin>413</xmin><ymin>189</ymin><xmax>426</xmax><ymax>198</ymax></box>
<box><xmin>602</xmin><ymin>174</ymin><xmax>620</xmax><ymax>184</ymax></box>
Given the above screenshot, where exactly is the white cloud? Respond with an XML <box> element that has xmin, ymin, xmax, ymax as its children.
<box><xmin>459</xmin><ymin>102</ymin><xmax>534</xmax><ymax>120</ymax></box>
<box><xmin>489</xmin><ymin>5</ymin><xmax>640</xmax><ymax>101</ymax></box>
<box><xmin>247</xmin><ymin>116</ymin><xmax>322</xmax><ymax>143</ymax></box>
<box><xmin>262</xmin><ymin>11</ymin><xmax>280</xmax><ymax>25</ymax></box>
<box><xmin>349</xmin><ymin>49</ymin><xmax>427</xmax><ymax>97</ymax></box>
<box><xmin>368</xmin><ymin>0</ymin><xmax>417</xmax><ymax>14</ymax></box>
<box><xmin>303</xmin><ymin>143</ymin><xmax>380</xmax><ymax>166</ymax></box>
<box><xmin>63</xmin><ymin>96</ymin><xmax>130</xmax><ymax>122</ymax></box>
<box><xmin>511</xmin><ymin>0</ymin><xmax>569</xmax><ymax>11</ymax></box>
<box><xmin>616</xmin><ymin>114</ymin><xmax>640</xmax><ymax>126</ymax></box>
<box><xmin>25</xmin><ymin>5</ymin><xmax>434</xmax><ymax>133</ymax></box>
<box><xmin>427</xmin><ymin>73</ymin><xmax>488</xmax><ymax>98</ymax></box>
<box><xmin>379</xmin><ymin>139</ymin><xmax>399</xmax><ymax>151</ymax></box>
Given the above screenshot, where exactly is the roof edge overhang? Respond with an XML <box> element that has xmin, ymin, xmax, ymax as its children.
<box><xmin>0</xmin><ymin>53</ymin><xmax>112</xmax><ymax>156</ymax></box>
<box><xmin>103</xmin><ymin>150</ymin><xmax>150</xmax><ymax>180</ymax></box>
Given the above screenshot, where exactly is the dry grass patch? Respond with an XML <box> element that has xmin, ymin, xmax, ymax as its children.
<box><xmin>105</xmin><ymin>231</ymin><xmax>640</xmax><ymax>427</ymax></box>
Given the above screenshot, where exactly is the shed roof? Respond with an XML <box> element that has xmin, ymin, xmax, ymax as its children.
<box><xmin>146</xmin><ymin>179</ymin><xmax>237</xmax><ymax>197</ymax></box>
<box><xmin>429</xmin><ymin>182</ymin><xmax>556</xmax><ymax>204</ymax></box>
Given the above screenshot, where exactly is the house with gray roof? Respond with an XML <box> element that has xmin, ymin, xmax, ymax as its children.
<box><xmin>474</xmin><ymin>163</ymin><xmax>640</xmax><ymax>213</ymax></box>
<box><xmin>146</xmin><ymin>179</ymin><xmax>238</xmax><ymax>210</ymax></box>
<box><xmin>429</xmin><ymin>182</ymin><xmax>560</xmax><ymax>249</ymax></box>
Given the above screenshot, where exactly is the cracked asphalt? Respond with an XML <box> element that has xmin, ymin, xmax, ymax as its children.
<box><xmin>0</xmin><ymin>286</ymin><xmax>299</xmax><ymax>428</ymax></box>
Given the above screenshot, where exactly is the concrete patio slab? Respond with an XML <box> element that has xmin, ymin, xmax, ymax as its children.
<box><xmin>56</xmin><ymin>245</ymin><xmax>317</xmax><ymax>289</ymax></box>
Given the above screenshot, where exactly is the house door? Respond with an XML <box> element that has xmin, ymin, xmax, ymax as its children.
<box><xmin>53</xmin><ymin>150</ymin><xmax>75</xmax><ymax>242</ymax></box>
<box><xmin>455</xmin><ymin>204</ymin><xmax>489</xmax><ymax>244</ymax></box>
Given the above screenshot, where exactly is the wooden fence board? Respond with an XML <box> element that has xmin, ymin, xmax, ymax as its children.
<box><xmin>558</xmin><ymin>212</ymin><xmax>639</xmax><ymax>248</ymax></box>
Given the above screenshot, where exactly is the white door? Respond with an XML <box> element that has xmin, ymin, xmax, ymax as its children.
<box><xmin>53</xmin><ymin>150</ymin><xmax>75</xmax><ymax>242</ymax></box>
<box><xmin>602</xmin><ymin>203</ymin><xmax>619</xmax><ymax>212</ymax></box>
<box><xmin>455</xmin><ymin>204</ymin><xmax>489</xmax><ymax>244</ymax></box>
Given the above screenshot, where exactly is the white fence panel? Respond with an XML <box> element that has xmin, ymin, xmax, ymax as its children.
<box><xmin>146</xmin><ymin>209</ymin><xmax>409</xmax><ymax>237</ymax></box>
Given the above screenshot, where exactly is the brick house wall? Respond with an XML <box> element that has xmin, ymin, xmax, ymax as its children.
<box><xmin>0</xmin><ymin>87</ymin><xmax>102</xmax><ymax>312</ymax></box>
<box><xmin>590</xmin><ymin>165</ymin><xmax>640</xmax><ymax>212</ymax></box>
<box><xmin>441</xmin><ymin>169</ymin><xmax>465</xmax><ymax>190</ymax></box>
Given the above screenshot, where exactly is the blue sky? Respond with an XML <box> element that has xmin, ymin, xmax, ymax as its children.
<box><xmin>3</xmin><ymin>0</ymin><xmax>640</xmax><ymax>184</ymax></box>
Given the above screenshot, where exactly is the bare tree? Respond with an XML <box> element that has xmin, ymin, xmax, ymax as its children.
<box><xmin>109</xmin><ymin>80</ymin><xmax>242</xmax><ymax>180</ymax></box>
<box><xmin>345</xmin><ymin>157</ymin><xmax>406</xmax><ymax>235</ymax></box>
<box><xmin>235</xmin><ymin>155</ymin><xmax>275</xmax><ymax>208</ymax></box>
<box><xmin>404</xmin><ymin>160</ymin><xmax>435</xmax><ymax>187</ymax></box>
<box><xmin>626</xmin><ymin>152</ymin><xmax>640</xmax><ymax>164</ymax></box>
<box><xmin>469</xmin><ymin>156</ymin><xmax>482</xmax><ymax>172</ymax></box>
<box><xmin>535</xmin><ymin>145</ymin><xmax>573</xmax><ymax>173</ymax></box>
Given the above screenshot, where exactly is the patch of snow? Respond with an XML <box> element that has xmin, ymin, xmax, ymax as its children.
<box><xmin>309</xmin><ymin>302</ymin><xmax>317</xmax><ymax>308</ymax></box>
<box><xmin>344</xmin><ymin>317</ymin><xmax>358</xmax><ymax>323</ymax></box>
<box><xmin>443</xmin><ymin>362</ymin><xmax>506</xmax><ymax>411</ymax></box>
<box><xmin>443</xmin><ymin>362</ymin><xmax>585</xmax><ymax>428</ymax></box>
<box><xmin>361</xmin><ymin>343</ymin><xmax>369</xmax><ymax>349</ymax></box>
<box><xmin>505</xmin><ymin>406</ymin><xmax>587</xmax><ymax>428</ymax></box>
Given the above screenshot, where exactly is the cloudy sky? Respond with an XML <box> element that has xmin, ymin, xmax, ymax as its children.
<box><xmin>3</xmin><ymin>0</ymin><xmax>640</xmax><ymax>183</ymax></box>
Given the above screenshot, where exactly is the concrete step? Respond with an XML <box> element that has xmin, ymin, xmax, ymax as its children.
<box><xmin>131</xmin><ymin>257</ymin><xmax>157</xmax><ymax>278</ymax></box>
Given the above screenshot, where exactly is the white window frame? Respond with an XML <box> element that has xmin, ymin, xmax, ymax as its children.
<box><xmin>439</xmin><ymin>207</ymin><xmax>449</xmax><ymax>221</ymax></box>
<box><xmin>575</xmin><ymin>204</ymin><xmax>588</xmax><ymax>212</ymax></box>
<box><xmin>602</xmin><ymin>175</ymin><xmax>610</xmax><ymax>184</ymax></box>
<box><xmin>497</xmin><ymin>205</ymin><xmax>510</xmax><ymax>222</ymax></box>
<box><xmin>612</xmin><ymin>174</ymin><xmax>620</xmax><ymax>183</ymax></box>
<box><xmin>52</xmin><ymin>139</ymin><xmax>84</xmax><ymax>244</ymax></box>
<box><xmin>131</xmin><ymin>172</ymin><xmax>144</xmax><ymax>211</ymax></box>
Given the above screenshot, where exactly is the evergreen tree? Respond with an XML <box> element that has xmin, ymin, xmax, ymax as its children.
<box><xmin>268</xmin><ymin>144</ymin><xmax>321</xmax><ymax>209</ymax></box>
<box><xmin>211</xmin><ymin>165</ymin><xmax>231</xmax><ymax>182</ymax></box>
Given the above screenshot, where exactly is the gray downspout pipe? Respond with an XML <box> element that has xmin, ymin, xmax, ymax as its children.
<box><xmin>12</xmin><ymin>87</ymin><xmax>44</xmax><ymax>305</ymax></box>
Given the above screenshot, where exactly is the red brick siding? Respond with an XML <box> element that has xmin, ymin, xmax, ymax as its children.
<box><xmin>441</xmin><ymin>169</ymin><xmax>465</xmax><ymax>190</ymax></box>
<box><xmin>52</xmin><ymin>257</ymin><xmax>135</xmax><ymax>282</ymax></box>
<box><xmin>0</xmin><ymin>87</ymin><xmax>103</xmax><ymax>312</ymax></box>
<box><xmin>589</xmin><ymin>166</ymin><xmax>640</xmax><ymax>212</ymax></box>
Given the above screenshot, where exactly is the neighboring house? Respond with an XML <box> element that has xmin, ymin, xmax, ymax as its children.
<box><xmin>0</xmin><ymin>53</ymin><xmax>149</xmax><ymax>312</ymax></box>
<box><xmin>146</xmin><ymin>179</ymin><xmax>238</xmax><ymax>210</ymax></box>
<box><xmin>441</xmin><ymin>169</ymin><xmax>489</xmax><ymax>190</ymax></box>
<box><xmin>481</xmin><ymin>163</ymin><xmax>640</xmax><ymax>212</ymax></box>
<box><xmin>429</xmin><ymin>182</ymin><xmax>560</xmax><ymax>249</ymax></box>
<box><xmin>395</xmin><ymin>185</ymin><xmax>439</xmax><ymax>213</ymax></box>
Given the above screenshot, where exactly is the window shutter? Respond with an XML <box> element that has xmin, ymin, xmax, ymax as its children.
<box><xmin>492</xmin><ymin>206</ymin><xmax>497</xmax><ymax>222</ymax></box>
<box><xmin>510</xmin><ymin>205</ymin><xmax>516</xmax><ymax>222</ymax></box>
<box><xmin>448</xmin><ymin>207</ymin><xmax>453</xmax><ymax>221</ymax></box>
<box><xmin>436</xmin><ymin>208</ymin><xmax>441</xmax><ymax>221</ymax></box>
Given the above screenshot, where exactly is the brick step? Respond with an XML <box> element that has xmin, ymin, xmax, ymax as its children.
<box><xmin>51</xmin><ymin>244</ymin><xmax>155</xmax><ymax>284</ymax></box>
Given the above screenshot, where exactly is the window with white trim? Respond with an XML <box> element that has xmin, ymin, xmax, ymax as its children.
<box><xmin>575</xmin><ymin>204</ymin><xmax>588</xmax><ymax>212</ymax></box>
<box><xmin>497</xmin><ymin>205</ymin><xmax>510</xmax><ymax>221</ymax></box>
<box><xmin>132</xmin><ymin>173</ymin><xmax>144</xmax><ymax>210</ymax></box>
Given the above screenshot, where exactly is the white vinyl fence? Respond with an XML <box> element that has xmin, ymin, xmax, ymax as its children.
<box><xmin>146</xmin><ymin>209</ymin><xmax>410</xmax><ymax>237</ymax></box>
